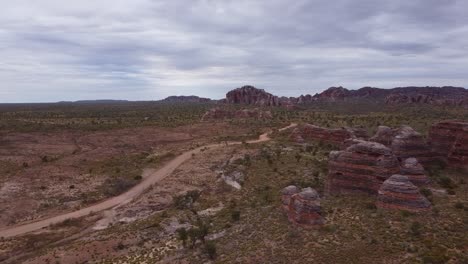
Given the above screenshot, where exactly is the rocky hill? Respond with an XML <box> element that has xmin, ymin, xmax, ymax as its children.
<box><xmin>221</xmin><ymin>85</ymin><xmax>468</xmax><ymax>107</ymax></box>
<box><xmin>310</xmin><ymin>86</ymin><xmax>468</xmax><ymax>106</ymax></box>
<box><xmin>225</xmin><ymin>85</ymin><xmax>283</xmax><ymax>106</ymax></box>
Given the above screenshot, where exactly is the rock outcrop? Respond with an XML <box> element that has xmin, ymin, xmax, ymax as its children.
<box><xmin>310</xmin><ymin>86</ymin><xmax>467</xmax><ymax>107</ymax></box>
<box><xmin>281</xmin><ymin>185</ymin><xmax>300</xmax><ymax>211</ymax></box>
<box><xmin>429</xmin><ymin>121</ymin><xmax>468</xmax><ymax>169</ymax></box>
<box><xmin>226</xmin><ymin>85</ymin><xmax>281</xmax><ymax>107</ymax></box>
<box><xmin>289</xmin><ymin>124</ymin><xmax>368</xmax><ymax>145</ymax></box>
<box><xmin>376</xmin><ymin>175</ymin><xmax>431</xmax><ymax>212</ymax></box>
<box><xmin>326</xmin><ymin>140</ymin><xmax>400</xmax><ymax>196</ymax></box>
<box><xmin>201</xmin><ymin>107</ymin><xmax>273</xmax><ymax>121</ymax></box>
<box><xmin>370</xmin><ymin>125</ymin><xmax>433</xmax><ymax>165</ymax></box>
<box><xmin>400</xmin><ymin>158</ymin><xmax>430</xmax><ymax>186</ymax></box>
<box><xmin>391</xmin><ymin>126</ymin><xmax>433</xmax><ymax>164</ymax></box>
<box><xmin>286</xmin><ymin>187</ymin><xmax>324</xmax><ymax>227</ymax></box>
<box><xmin>370</xmin><ymin>126</ymin><xmax>395</xmax><ymax>146</ymax></box>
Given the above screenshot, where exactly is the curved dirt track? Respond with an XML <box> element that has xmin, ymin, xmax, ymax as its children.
<box><xmin>0</xmin><ymin>123</ymin><xmax>297</xmax><ymax>238</ymax></box>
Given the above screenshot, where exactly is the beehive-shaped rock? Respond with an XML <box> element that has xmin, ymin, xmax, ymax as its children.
<box><xmin>287</xmin><ymin>187</ymin><xmax>324</xmax><ymax>227</ymax></box>
<box><xmin>400</xmin><ymin>158</ymin><xmax>430</xmax><ymax>186</ymax></box>
<box><xmin>377</xmin><ymin>175</ymin><xmax>431</xmax><ymax>212</ymax></box>
<box><xmin>326</xmin><ymin>140</ymin><xmax>400</xmax><ymax>196</ymax></box>
<box><xmin>281</xmin><ymin>185</ymin><xmax>300</xmax><ymax>211</ymax></box>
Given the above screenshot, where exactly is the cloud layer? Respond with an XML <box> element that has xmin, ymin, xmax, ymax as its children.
<box><xmin>1</xmin><ymin>0</ymin><xmax>467</xmax><ymax>102</ymax></box>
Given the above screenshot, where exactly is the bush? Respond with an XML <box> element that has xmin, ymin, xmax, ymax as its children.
<box><xmin>410</xmin><ymin>221</ymin><xmax>422</xmax><ymax>237</ymax></box>
<box><xmin>176</xmin><ymin>228</ymin><xmax>188</xmax><ymax>247</ymax></box>
<box><xmin>231</xmin><ymin>210</ymin><xmax>241</xmax><ymax>221</ymax></box>
<box><xmin>454</xmin><ymin>202</ymin><xmax>464</xmax><ymax>209</ymax></box>
<box><xmin>204</xmin><ymin>241</ymin><xmax>217</xmax><ymax>259</ymax></box>
<box><xmin>420</xmin><ymin>188</ymin><xmax>432</xmax><ymax>197</ymax></box>
<box><xmin>438</xmin><ymin>176</ymin><xmax>455</xmax><ymax>189</ymax></box>
<box><xmin>173</xmin><ymin>190</ymin><xmax>201</xmax><ymax>209</ymax></box>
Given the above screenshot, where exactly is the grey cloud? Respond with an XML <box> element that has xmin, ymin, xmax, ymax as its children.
<box><xmin>0</xmin><ymin>0</ymin><xmax>467</xmax><ymax>102</ymax></box>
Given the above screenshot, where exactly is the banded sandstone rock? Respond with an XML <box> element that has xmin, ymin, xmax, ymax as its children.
<box><xmin>281</xmin><ymin>185</ymin><xmax>300</xmax><ymax>211</ymax></box>
<box><xmin>377</xmin><ymin>175</ymin><xmax>431</xmax><ymax>212</ymax></box>
<box><xmin>326</xmin><ymin>140</ymin><xmax>400</xmax><ymax>196</ymax></box>
<box><xmin>400</xmin><ymin>158</ymin><xmax>430</xmax><ymax>186</ymax></box>
<box><xmin>429</xmin><ymin>121</ymin><xmax>468</xmax><ymax>169</ymax></box>
<box><xmin>370</xmin><ymin>125</ymin><xmax>434</xmax><ymax>165</ymax></box>
<box><xmin>370</xmin><ymin>126</ymin><xmax>395</xmax><ymax>146</ymax></box>
<box><xmin>391</xmin><ymin>126</ymin><xmax>433</xmax><ymax>164</ymax></box>
<box><xmin>287</xmin><ymin>187</ymin><xmax>324</xmax><ymax>227</ymax></box>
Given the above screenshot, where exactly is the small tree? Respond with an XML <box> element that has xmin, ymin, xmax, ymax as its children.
<box><xmin>176</xmin><ymin>228</ymin><xmax>188</xmax><ymax>247</ymax></box>
<box><xmin>205</xmin><ymin>241</ymin><xmax>217</xmax><ymax>259</ymax></box>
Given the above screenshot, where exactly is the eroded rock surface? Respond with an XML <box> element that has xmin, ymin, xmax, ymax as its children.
<box><xmin>286</xmin><ymin>187</ymin><xmax>324</xmax><ymax>227</ymax></box>
<box><xmin>326</xmin><ymin>140</ymin><xmax>400</xmax><ymax>196</ymax></box>
<box><xmin>400</xmin><ymin>158</ymin><xmax>430</xmax><ymax>186</ymax></box>
<box><xmin>226</xmin><ymin>85</ymin><xmax>281</xmax><ymax>107</ymax></box>
<box><xmin>429</xmin><ymin>121</ymin><xmax>468</xmax><ymax>169</ymax></box>
<box><xmin>281</xmin><ymin>185</ymin><xmax>300</xmax><ymax>211</ymax></box>
<box><xmin>377</xmin><ymin>175</ymin><xmax>431</xmax><ymax>212</ymax></box>
<box><xmin>370</xmin><ymin>125</ymin><xmax>433</xmax><ymax>165</ymax></box>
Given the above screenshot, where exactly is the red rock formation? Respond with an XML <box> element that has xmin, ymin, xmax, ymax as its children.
<box><xmin>429</xmin><ymin>121</ymin><xmax>468</xmax><ymax>169</ymax></box>
<box><xmin>376</xmin><ymin>174</ymin><xmax>431</xmax><ymax>212</ymax></box>
<box><xmin>226</xmin><ymin>85</ymin><xmax>281</xmax><ymax>106</ymax></box>
<box><xmin>290</xmin><ymin>124</ymin><xmax>368</xmax><ymax>145</ymax></box>
<box><xmin>326</xmin><ymin>140</ymin><xmax>400</xmax><ymax>196</ymax></box>
<box><xmin>370</xmin><ymin>125</ymin><xmax>433</xmax><ymax>165</ymax></box>
<box><xmin>287</xmin><ymin>187</ymin><xmax>324</xmax><ymax>227</ymax></box>
<box><xmin>281</xmin><ymin>185</ymin><xmax>300</xmax><ymax>211</ymax></box>
<box><xmin>391</xmin><ymin>126</ymin><xmax>433</xmax><ymax>164</ymax></box>
<box><xmin>400</xmin><ymin>158</ymin><xmax>430</xmax><ymax>186</ymax></box>
<box><xmin>201</xmin><ymin>107</ymin><xmax>272</xmax><ymax>121</ymax></box>
<box><xmin>370</xmin><ymin>126</ymin><xmax>395</xmax><ymax>146</ymax></box>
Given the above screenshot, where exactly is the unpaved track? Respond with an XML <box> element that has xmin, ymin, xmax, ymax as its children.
<box><xmin>0</xmin><ymin>123</ymin><xmax>297</xmax><ymax>238</ymax></box>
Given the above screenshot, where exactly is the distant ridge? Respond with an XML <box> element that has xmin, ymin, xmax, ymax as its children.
<box><xmin>160</xmin><ymin>95</ymin><xmax>212</xmax><ymax>103</ymax></box>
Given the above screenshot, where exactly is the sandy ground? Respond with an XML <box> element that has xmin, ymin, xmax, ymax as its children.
<box><xmin>0</xmin><ymin>122</ymin><xmax>262</xmax><ymax>227</ymax></box>
<box><xmin>0</xmin><ymin>123</ymin><xmax>296</xmax><ymax>238</ymax></box>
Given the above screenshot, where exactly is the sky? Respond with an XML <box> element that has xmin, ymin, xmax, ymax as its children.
<box><xmin>0</xmin><ymin>0</ymin><xmax>467</xmax><ymax>102</ymax></box>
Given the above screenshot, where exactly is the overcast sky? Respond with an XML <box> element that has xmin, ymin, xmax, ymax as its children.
<box><xmin>1</xmin><ymin>0</ymin><xmax>467</xmax><ymax>102</ymax></box>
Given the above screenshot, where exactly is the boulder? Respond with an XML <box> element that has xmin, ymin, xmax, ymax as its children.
<box><xmin>429</xmin><ymin>121</ymin><xmax>468</xmax><ymax>169</ymax></box>
<box><xmin>377</xmin><ymin>175</ymin><xmax>431</xmax><ymax>212</ymax></box>
<box><xmin>326</xmin><ymin>140</ymin><xmax>400</xmax><ymax>196</ymax></box>
<box><xmin>287</xmin><ymin>187</ymin><xmax>324</xmax><ymax>227</ymax></box>
<box><xmin>400</xmin><ymin>158</ymin><xmax>430</xmax><ymax>186</ymax></box>
<box><xmin>281</xmin><ymin>185</ymin><xmax>300</xmax><ymax>211</ymax></box>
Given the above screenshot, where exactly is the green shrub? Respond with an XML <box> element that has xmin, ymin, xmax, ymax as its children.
<box><xmin>204</xmin><ymin>240</ymin><xmax>217</xmax><ymax>259</ymax></box>
<box><xmin>231</xmin><ymin>210</ymin><xmax>241</xmax><ymax>221</ymax></box>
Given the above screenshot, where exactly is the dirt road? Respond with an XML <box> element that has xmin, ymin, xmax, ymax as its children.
<box><xmin>0</xmin><ymin>123</ymin><xmax>297</xmax><ymax>238</ymax></box>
